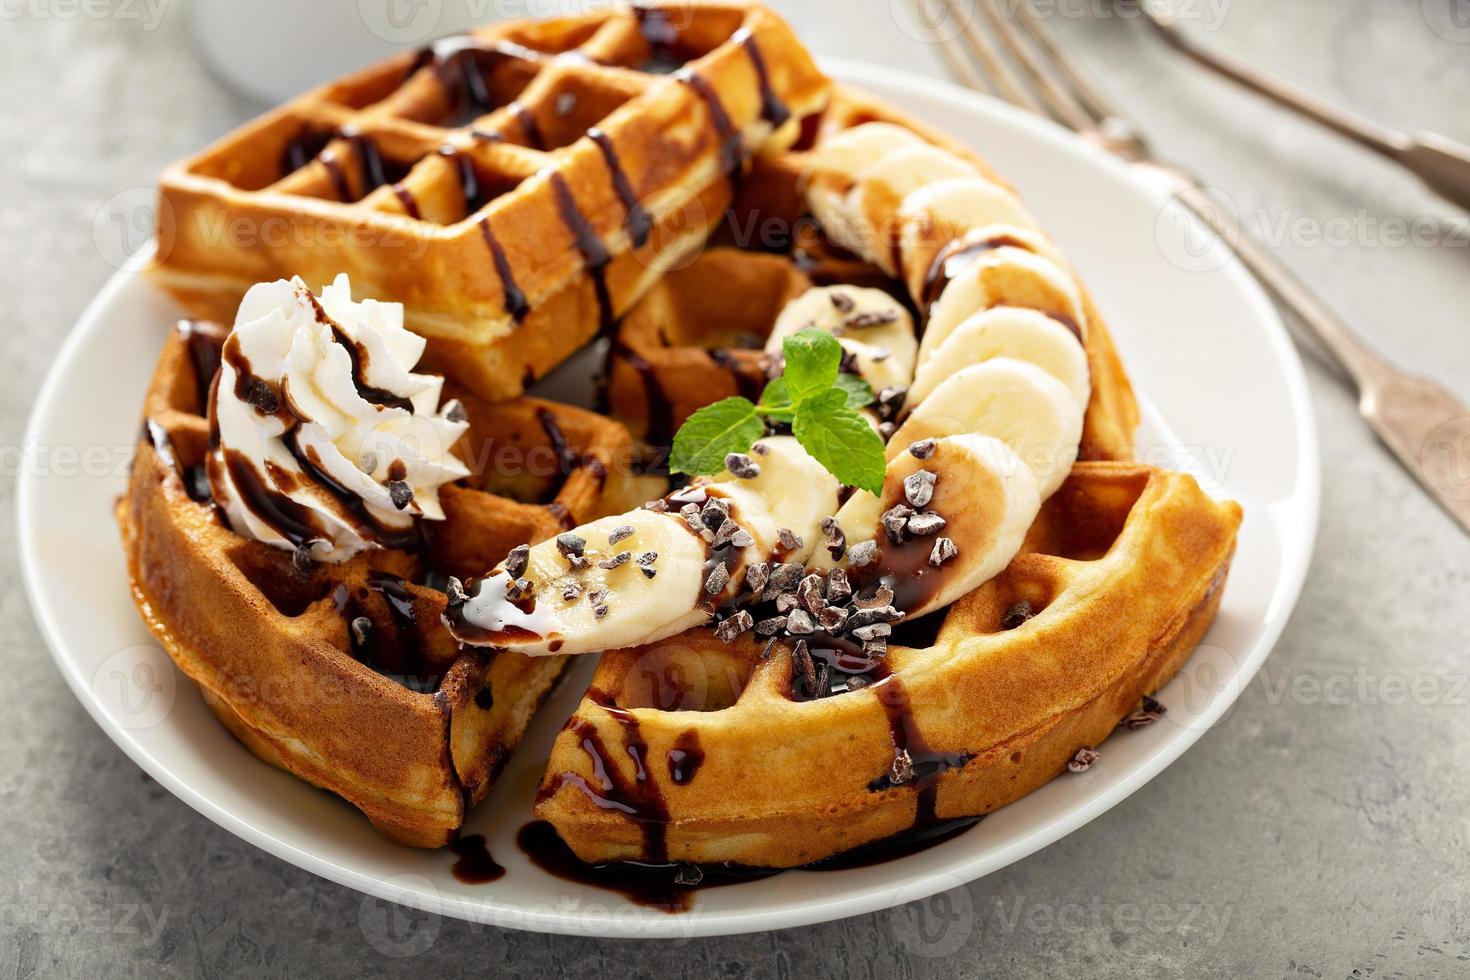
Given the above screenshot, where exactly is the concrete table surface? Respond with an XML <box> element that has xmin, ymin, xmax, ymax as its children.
<box><xmin>4</xmin><ymin>1</ymin><xmax>1469</xmax><ymax>976</ymax></box>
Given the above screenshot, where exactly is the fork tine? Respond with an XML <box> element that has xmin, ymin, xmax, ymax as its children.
<box><xmin>976</xmin><ymin>0</ymin><xmax>1097</xmax><ymax>131</ymax></box>
<box><xmin>914</xmin><ymin>0</ymin><xmax>1050</xmax><ymax>117</ymax></box>
<box><xmin>1007</xmin><ymin>0</ymin><xmax>1129</xmax><ymax>128</ymax></box>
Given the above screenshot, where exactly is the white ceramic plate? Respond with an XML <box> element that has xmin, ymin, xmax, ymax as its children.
<box><xmin>19</xmin><ymin>61</ymin><xmax>1318</xmax><ymax>939</ymax></box>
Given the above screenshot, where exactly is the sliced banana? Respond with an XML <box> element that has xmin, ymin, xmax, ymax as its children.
<box><xmin>767</xmin><ymin>286</ymin><xmax>917</xmax><ymax>392</ymax></box>
<box><xmin>804</xmin><ymin>123</ymin><xmax>925</xmax><ymax>256</ymax></box>
<box><xmin>896</xmin><ymin>177</ymin><xmax>1052</xmax><ymax>297</ymax></box>
<box><xmin>887</xmin><ymin>358</ymin><xmax>1083</xmax><ymax>500</ymax></box>
<box><xmin>908</xmin><ymin>308</ymin><xmax>1090</xmax><ymax>412</ymax></box>
<box><xmin>922</xmin><ymin>240</ymin><xmax>1086</xmax><ymax>362</ymax></box>
<box><xmin>444</xmin><ymin>437</ymin><xmax>837</xmax><ymax>656</ymax></box>
<box><xmin>850</xmin><ymin>434</ymin><xmax>1040</xmax><ymax>620</ymax></box>
<box><xmin>445</xmin><ymin>509</ymin><xmax>710</xmax><ymax>655</ymax></box>
<box><xmin>844</xmin><ymin>145</ymin><xmax>981</xmax><ymax>273</ymax></box>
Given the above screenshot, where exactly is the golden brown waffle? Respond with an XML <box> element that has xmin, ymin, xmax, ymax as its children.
<box><xmin>117</xmin><ymin>320</ymin><xmax>661</xmax><ymax>846</ymax></box>
<box><xmin>535</xmin><ymin>462</ymin><xmax>1242</xmax><ymax>866</ymax></box>
<box><xmin>150</xmin><ymin>1</ymin><xmax>829</xmax><ymax>401</ymax></box>
<box><xmin>604</xmin><ymin>85</ymin><xmax>1139</xmax><ymax>460</ymax></box>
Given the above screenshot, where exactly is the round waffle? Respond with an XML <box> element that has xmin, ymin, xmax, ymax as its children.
<box><xmin>151</xmin><ymin>1</ymin><xmax>830</xmax><ymax>401</ymax></box>
<box><xmin>117</xmin><ymin>320</ymin><xmax>659</xmax><ymax>846</ymax></box>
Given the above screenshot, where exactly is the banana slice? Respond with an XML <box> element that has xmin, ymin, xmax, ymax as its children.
<box><xmin>887</xmin><ymin>358</ymin><xmax>1083</xmax><ymax>499</ymax></box>
<box><xmin>804</xmin><ymin>123</ymin><xmax>925</xmax><ymax>256</ymax></box>
<box><xmin>443</xmin><ymin>437</ymin><xmax>837</xmax><ymax>656</ymax></box>
<box><xmin>896</xmin><ymin>177</ymin><xmax>1052</xmax><ymax>297</ymax></box>
<box><xmin>845</xmin><ymin>145</ymin><xmax>981</xmax><ymax>274</ymax></box>
<box><xmin>845</xmin><ymin>434</ymin><xmax>1040</xmax><ymax>619</ymax></box>
<box><xmin>907</xmin><ymin>308</ymin><xmax>1090</xmax><ymax>412</ymax></box>
<box><xmin>767</xmin><ymin>286</ymin><xmax>917</xmax><ymax>392</ymax></box>
<box><xmin>922</xmin><ymin>240</ymin><xmax>1086</xmax><ymax>361</ymax></box>
<box><xmin>444</xmin><ymin>509</ymin><xmax>710</xmax><ymax>655</ymax></box>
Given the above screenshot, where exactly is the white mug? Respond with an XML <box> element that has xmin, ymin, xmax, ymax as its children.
<box><xmin>191</xmin><ymin>0</ymin><xmax>496</xmax><ymax>103</ymax></box>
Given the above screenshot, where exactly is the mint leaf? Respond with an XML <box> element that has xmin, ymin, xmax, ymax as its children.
<box><xmin>781</xmin><ymin>329</ymin><xmax>842</xmax><ymax>404</ymax></box>
<box><xmin>756</xmin><ymin>376</ymin><xmax>795</xmax><ymax>422</ymax></box>
<box><xmin>833</xmin><ymin>373</ymin><xmax>875</xmax><ymax>410</ymax></box>
<box><xmin>792</xmin><ymin>389</ymin><xmax>887</xmax><ymax>495</ymax></box>
<box><xmin>670</xmin><ymin>397</ymin><xmax>763</xmax><ymax>475</ymax></box>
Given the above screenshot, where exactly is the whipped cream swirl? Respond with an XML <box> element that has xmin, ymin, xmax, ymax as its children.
<box><xmin>206</xmin><ymin>274</ymin><xmax>469</xmax><ymax>563</ymax></box>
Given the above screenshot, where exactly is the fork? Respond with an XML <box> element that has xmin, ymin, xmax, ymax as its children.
<box><xmin>913</xmin><ymin>0</ymin><xmax>1470</xmax><ymax>536</ymax></box>
<box><xmin>1138</xmin><ymin>1</ymin><xmax>1470</xmax><ymax>213</ymax></box>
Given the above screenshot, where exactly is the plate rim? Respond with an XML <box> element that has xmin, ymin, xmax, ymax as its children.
<box><xmin>19</xmin><ymin>60</ymin><xmax>1321</xmax><ymax>938</ymax></box>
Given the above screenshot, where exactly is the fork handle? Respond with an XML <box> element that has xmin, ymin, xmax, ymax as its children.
<box><xmin>1144</xmin><ymin>8</ymin><xmax>1470</xmax><ymax>212</ymax></box>
<box><xmin>1158</xmin><ymin>171</ymin><xmax>1392</xmax><ymax>392</ymax></box>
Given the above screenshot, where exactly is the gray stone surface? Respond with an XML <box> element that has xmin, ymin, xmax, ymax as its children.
<box><xmin>4</xmin><ymin>1</ymin><xmax>1470</xmax><ymax>976</ymax></box>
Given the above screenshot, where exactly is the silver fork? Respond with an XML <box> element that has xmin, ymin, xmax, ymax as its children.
<box><xmin>915</xmin><ymin>0</ymin><xmax>1470</xmax><ymax>535</ymax></box>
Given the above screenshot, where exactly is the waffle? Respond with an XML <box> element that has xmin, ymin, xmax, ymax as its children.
<box><xmin>535</xmin><ymin>462</ymin><xmax>1241</xmax><ymax>865</ymax></box>
<box><xmin>604</xmin><ymin>85</ymin><xmax>1139</xmax><ymax>459</ymax></box>
<box><xmin>150</xmin><ymin>1</ymin><xmax>829</xmax><ymax>401</ymax></box>
<box><xmin>117</xmin><ymin>320</ymin><xmax>661</xmax><ymax>846</ymax></box>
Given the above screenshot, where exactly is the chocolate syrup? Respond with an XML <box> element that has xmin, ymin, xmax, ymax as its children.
<box><xmin>279</xmin><ymin>127</ymin><xmax>335</xmax><ymax>178</ymax></box>
<box><xmin>667</xmin><ymin>729</ymin><xmax>704</xmax><ymax>785</ymax></box>
<box><xmin>868</xmin><ymin>676</ymin><xmax>971</xmax><ymax>825</ymax></box>
<box><xmin>509</xmin><ymin>101</ymin><xmax>546</xmax><ymax>150</ymax></box>
<box><xmin>477</xmin><ymin>219</ymin><xmax>531</xmax><ymax>323</ymax></box>
<box><xmin>632</xmin><ymin>3</ymin><xmax>684</xmax><ymax>74</ymax></box>
<box><xmin>390</xmin><ymin>184</ymin><xmax>421</xmax><ymax>220</ymax></box>
<box><xmin>413</xmin><ymin>35</ymin><xmax>541</xmax><ymax>125</ymax></box>
<box><xmin>548</xmin><ymin>171</ymin><xmax>614</xmax><ymax>334</ymax></box>
<box><xmin>441</xmin><ymin>147</ymin><xmax>493</xmax><ymax>215</ymax></box>
<box><xmin>919</xmin><ymin>233</ymin><xmax>1036</xmax><ymax>312</ymax></box>
<box><xmin>608</xmin><ymin>341</ymin><xmax>676</xmax><ymax>448</ymax></box>
<box><xmin>535</xmin><ymin>406</ymin><xmax>608</xmax><ymax>495</ymax></box>
<box><xmin>449</xmin><ymin>835</ymin><xmax>505</xmax><ymax>884</ymax></box>
<box><xmin>736</xmin><ymin>30</ymin><xmax>790</xmax><ymax>129</ymax></box>
<box><xmin>221</xmin><ymin>448</ymin><xmax>322</xmax><ymax>549</ymax></box>
<box><xmin>511</xmin><ymin>807</ymin><xmax>981</xmax><ymax>911</ymax></box>
<box><xmin>176</xmin><ymin>319</ymin><xmax>228</xmax><ymax>409</ymax></box>
<box><xmin>588</xmin><ymin>127</ymin><xmax>652</xmax><ymax>248</ymax></box>
<box><xmin>673</xmin><ymin>68</ymin><xmax>744</xmax><ymax>191</ymax></box>
<box><xmin>283</xmin><ymin>431</ymin><xmax>419</xmax><ymax>550</ymax></box>
<box><xmin>515</xmin><ymin>820</ymin><xmax>779</xmax><ymax>912</ymax></box>
<box><xmin>301</xmin><ymin>292</ymin><xmax>417</xmax><ymax>412</ymax></box>
<box><xmin>706</xmin><ymin>348</ymin><xmax>762</xmax><ymax>402</ymax></box>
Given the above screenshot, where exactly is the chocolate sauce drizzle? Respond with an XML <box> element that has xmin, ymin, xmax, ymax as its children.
<box><xmin>449</xmin><ymin>835</ymin><xmax>505</xmax><ymax>884</ymax></box>
<box><xmin>477</xmin><ymin>219</ymin><xmax>531</xmax><ymax>324</ymax></box>
<box><xmin>673</xmin><ymin>68</ymin><xmax>744</xmax><ymax>190</ymax></box>
<box><xmin>608</xmin><ymin>341</ymin><xmax>676</xmax><ymax>449</ymax></box>
<box><xmin>735</xmin><ymin>29</ymin><xmax>790</xmax><ymax>129</ymax></box>
<box><xmin>540</xmin><ymin>688</ymin><xmax>671</xmax><ymax>861</ymax></box>
<box><xmin>177</xmin><ymin>319</ymin><xmax>228</xmax><ymax>409</ymax></box>
<box><xmin>509</xmin><ymin>101</ymin><xmax>546</xmax><ymax>150</ymax></box>
<box><xmin>588</xmin><ymin>127</ymin><xmax>652</xmax><ymax>249</ymax></box>
<box><xmin>920</xmin><ymin>233</ymin><xmax>1084</xmax><ymax>343</ymax></box>
<box><xmin>706</xmin><ymin>348</ymin><xmax>762</xmax><ymax>402</ymax></box>
<box><xmin>548</xmin><ymin>171</ymin><xmax>614</xmax><ymax>334</ymax></box>
<box><xmin>632</xmin><ymin>3</ymin><xmax>684</xmax><ymax>74</ymax></box>
<box><xmin>667</xmin><ymin>729</ymin><xmax>704</xmax><ymax>786</ymax></box>
<box><xmin>302</xmin><ymin>292</ymin><xmax>416</xmax><ymax>412</ymax></box>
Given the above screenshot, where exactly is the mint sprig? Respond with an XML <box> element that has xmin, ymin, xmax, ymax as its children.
<box><xmin>669</xmin><ymin>329</ymin><xmax>887</xmax><ymax>495</ymax></box>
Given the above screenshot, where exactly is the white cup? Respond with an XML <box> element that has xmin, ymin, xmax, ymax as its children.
<box><xmin>191</xmin><ymin>0</ymin><xmax>495</xmax><ymax>104</ymax></box>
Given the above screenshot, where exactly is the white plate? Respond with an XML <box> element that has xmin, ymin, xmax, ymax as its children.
<box><xmin>19</xmin><ymin>61</ymin><xmax>1318</xmax><ymax>939</ymax></box>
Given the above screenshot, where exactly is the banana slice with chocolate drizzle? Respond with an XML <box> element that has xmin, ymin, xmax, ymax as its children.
<box><xmin>448</xmin><ymin>122</ymin><xmax>1099</xmax><ymax>656</ymax></box>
